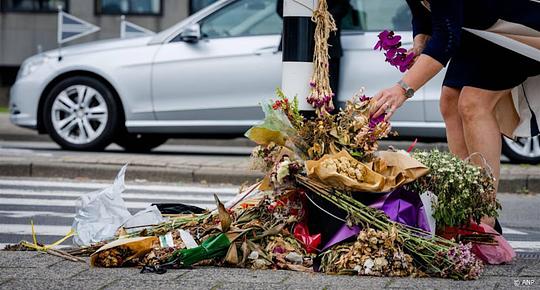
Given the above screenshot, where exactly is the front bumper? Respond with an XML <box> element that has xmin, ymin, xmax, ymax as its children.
<box><xmin>9</xmin><ymin>77</ymin><xmax>44</xmax><ymax>129</ymax></box>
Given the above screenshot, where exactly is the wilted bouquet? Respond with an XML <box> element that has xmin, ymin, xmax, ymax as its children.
<box><xmin>407</xmin><ymin>150</ymin><xmax>500</xmax><ymax>228</ymax></box>
<box><xmin>247</xmin><ymin>89</ymin><xmax>393</xmax><ymax>162</ymax></box>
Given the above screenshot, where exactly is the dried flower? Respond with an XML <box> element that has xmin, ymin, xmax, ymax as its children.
<box><xmin>436</xmin><ymin>243</ymin><xmax>484</xmax><ymax>280</ymax></box>
<box><xmin>321</xmin><ymin>228</ymin><xmax>417</xmax><ymax>277</ymax></box>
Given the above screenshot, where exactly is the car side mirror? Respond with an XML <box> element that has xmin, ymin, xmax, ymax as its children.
<box><xmin>180</xmin><ymin>23</ymin><xmax>201</xmax><ymax>43</ymax></box>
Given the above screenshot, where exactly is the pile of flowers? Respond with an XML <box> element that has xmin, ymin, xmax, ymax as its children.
<box><xmin>50</xmin><ymin>87</ymin><xmax>503</xmax><ymax>280</ymax></box>
<box><xmin>7</xmin><ymin>10</ymin><xmax>511</xmax><ymax>282</ymax></box>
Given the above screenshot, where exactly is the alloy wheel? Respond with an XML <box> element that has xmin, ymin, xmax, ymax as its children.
<box><xmin>51</xmin><ymin>85</ymin><xmax>109</xmax><ymax>145</ymax></box>
<box><xmin>503</xmin><ymin>136</ymin><xmax>540</xmax><ymax>158</ymax></box>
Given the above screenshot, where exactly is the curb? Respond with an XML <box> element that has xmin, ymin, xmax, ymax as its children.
<box><xmin>0</xmin><ymin>160</ymin><xmax>539</xmax><ymax>193</ymax></box>
<box><xmin>0</xmin><ymin>160</ymin><xmax>263</xmax><ymax>185</ymax></box>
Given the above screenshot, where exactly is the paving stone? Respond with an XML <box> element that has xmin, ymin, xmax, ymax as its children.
<box><xmin>74</xmin><ymin>266</ymin><xmax>189</xmax><ymax>280</ymax></box>
<box><xmin>0</xmin><ymin>251</ymin><xmax>62</xmax><ymax>268</ymax></box>
<box><xmin>180</xmin><ymin>267</ymin><xmax>291</xmax><ymax>284</ymax></box>
<box><xmin>0</xmin><ymin>263</ymin><xmax>87</xmax><ymax>280</ymax></box>
<box><xmin>483</xmin><ymin>260</ymin><xmax>540</xmax><ymax>277</ymax></box>
<box><xmin>498</xmin><ymin>276</ymin><xmax>539</xmax><ymax>289</ymax></box>
<box><xmin>104</xmin><ymin>279</ymin><xmax>218</xmax><ymax>290</ymax></box>
<box><xmin>386</xmin><ymin>277</ymin><xmax>499</xmax><ymax>290</ymax></box>
<box><xmin>284</xmin><ymin>279</ymin><xmax>390</xmax><ymax>290</ymax></box>
<box><xmin>519</xmin><ymin>260</ymin><xmax>540</xmax><ymax>277</ymax></box>
<box><xmin>0</xmin><ymin>278</ymin><xmax>116</xmax><ymax>290</ymax></box>
<box><xmin>284</xmin><ymin>271</ymin><xmax>392</xmax><ymax>289</ymax></box>
<box><xmin>216</xmin><ymin>282</ymin><xmax>289</xmax><ymax>290</ymax></box>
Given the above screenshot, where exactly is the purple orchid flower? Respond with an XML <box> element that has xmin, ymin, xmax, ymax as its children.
<box><xmin>385</xmin><ymin>47</ymin><xmax>406</xmax><ymax>63</ymax></box>
<box><xmin>369</xmin><ymin>114</ymin><xmax>386</xmax><ymax>129</ymax></box>
<box><xmin>374</xmin><ymin>30</ymin><xmax>402</xmax><ymax>51</ymax></box>
<box><xmin>359</xmin><ymin>95</ymin><xmax>371</xmax><ymax>102</ymax></box>
<box><xmin>391</xmin><ymin>52</ymin><xmax>416</xmax><ymax>72</ymax></box>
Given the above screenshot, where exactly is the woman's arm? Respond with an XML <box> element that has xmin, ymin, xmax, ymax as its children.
<box><xmin>371</xmin><ymin>55</ymin><xmax>443</xmax><ymax>119</ymax></box>
<box><xmin>406</xmin><ymin>0</ymin><xmax>432</xmax><ymax>37</ymax></box>
<box><xmin>371</xmin><ymin>0</ymin><xmax>464</xmax><ymax>119</ymax></box>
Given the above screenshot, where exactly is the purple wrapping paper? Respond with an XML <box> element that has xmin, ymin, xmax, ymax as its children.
<box><xmin>321</xmin><ymin>188</ymin><xmax>430</xmax><ymax>251</ymax></box>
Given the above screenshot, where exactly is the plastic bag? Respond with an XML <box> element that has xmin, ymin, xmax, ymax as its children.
<box><xmin>471</xmin><ymin>223</ymin><xmax>516</xmax><ymax>265</ymax></box>
<box><xmin>124</xmin><ymin>205</ymin><xmax>165</xmax><ymax>234</ymax></box>
<box><xmin>244</xmin><ymin>102</ymin><xmax>308</xmax><ymax>157</ymax></box>
<box><xmin>245</xmin><ymin>102</ymin><xmax>293</xmax><ymax>146</ymax></box>
<box><xmin>72</xmin><ymin>165</ymin><xmax>133</xmax><ymax>246</ymax></box>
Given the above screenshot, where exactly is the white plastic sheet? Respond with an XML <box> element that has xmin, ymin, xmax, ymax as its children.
<box><xmin>420</xmin><ymin>191</ymin><xmax>437</xmax><ymax>237</ymax></box>
<box><xmin>72</xmin><ymin>165</ymin><xmax>132</xmax><ymax>246</ymax></box>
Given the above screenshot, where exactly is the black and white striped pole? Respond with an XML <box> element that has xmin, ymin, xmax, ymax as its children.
<box><xmin>281</xmin><ymin>0</ymin><xmax>317</xmax><ymax>116</ymax></box>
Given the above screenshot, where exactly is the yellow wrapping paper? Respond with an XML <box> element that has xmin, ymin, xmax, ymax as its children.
<box><xmin>306</xmin><ymin>150</ymin><xmax>429</xmax><ymax>193</ymax></box>
<box><xmin>90</xmin><ymin>236</ymin><xmax>158</xmax><ymax>267</ymax></box>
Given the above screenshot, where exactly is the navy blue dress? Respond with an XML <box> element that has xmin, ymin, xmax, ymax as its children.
<box><xmin>406</xmin><ymin>0</ymin><xmax>540</xmax><ymax>90</ymax></box>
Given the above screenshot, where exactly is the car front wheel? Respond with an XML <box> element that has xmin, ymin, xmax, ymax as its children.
<box><xmin>502</xmin><ymin>136</ymin><xmax>540</xmax><ymax>164</ymax></box>
<box><xmin>43</xmin><ymin>76</ymin><xmax>119</xmax><ymax>151</ymax></box>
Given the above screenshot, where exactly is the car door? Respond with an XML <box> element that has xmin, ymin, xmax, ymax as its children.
<box><xmin>151</xmin><ymin>0</ymin><xmax>282</xmax><ymax>132</ymax></box>
<box><xmin>340</xmin><ymin>0</ymin><xmax>425</xmax><ymax>124</ymax></box>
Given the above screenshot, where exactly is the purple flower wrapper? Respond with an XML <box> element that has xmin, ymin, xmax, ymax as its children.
<box><xmin>321</xmin><ymin>187</ymin><xmax>431</xmax><ymax>251</ymax></box>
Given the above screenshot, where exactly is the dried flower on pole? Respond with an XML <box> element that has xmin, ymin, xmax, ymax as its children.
<box><xmin>308</xmin><ymin>0</ymin><xmax>337</xmax><ymax>115</ymax></box>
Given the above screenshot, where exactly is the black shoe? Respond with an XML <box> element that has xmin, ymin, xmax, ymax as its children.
<box><xmin>494</xmin><ymin>218</ymin><xmax>503</xmax><ymax>235</ymax></box>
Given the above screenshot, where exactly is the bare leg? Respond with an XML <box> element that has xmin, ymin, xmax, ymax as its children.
<box><xmin>458</xmin><ymin>87</ymin><xmax>509</xmax><ymax>187</ymax></box>
<box><xmin>458</xmin><ymin>87</ymin><xmax>509</xmax><ymax>228</ymax></box>
<box><xmin>440</xmin><ymin>86</ymin><xmax>468</xmax><ymax>159</ymax></box>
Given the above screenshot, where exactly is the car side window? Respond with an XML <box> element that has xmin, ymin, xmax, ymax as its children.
<box><xmin>199</xmin><ymin>0</ymin><xmax>281</xmax><ymax>38</ymax></box>
<box><xmin>343</xmin><ymin>0</ymin><xmax>412</xmax><ymax>32</ymax></box>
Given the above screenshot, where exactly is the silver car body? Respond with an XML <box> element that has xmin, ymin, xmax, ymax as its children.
<box><xmin>10</xmin><ymin>0</ymin><xmax>446</xmax><ymax>138</ymax></box>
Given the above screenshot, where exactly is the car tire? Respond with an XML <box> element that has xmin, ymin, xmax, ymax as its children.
<box><xmin>43</xmin><ymin>76</ymin><xmax>119</xmax><ymax>151</ymax></box>
<box><xmin>501</xmin><ymin>135</ymin><xmax>540</xmax><ymax>164</ymax></box>
<box><xmin>115</xmin><ymin>134</ymin><xmax>168</xmax><ymax>152</ymax></box>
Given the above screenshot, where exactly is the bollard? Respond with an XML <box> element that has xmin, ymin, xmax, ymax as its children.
<box><xmin>281</xmin><ymin>0</ymin><xmax>317</xmax><ymax>115</ymax></box>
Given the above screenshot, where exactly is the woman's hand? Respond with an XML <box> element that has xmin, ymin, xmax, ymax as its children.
<box><xmin>408</xmin><ymin>34</ymin><xmax>430</xmax><ymax>65</ymax></box>
<box><xmin>371</xmin><ymin>84</ymin><xmax>408</xmax><ymax>121</ymax></box>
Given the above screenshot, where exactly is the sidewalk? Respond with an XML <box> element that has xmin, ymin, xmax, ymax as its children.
<box><xmin>2</xmin><ymin>113</ymin><xmax>540</xmax><ymax>191</ymax></box>
<box><xmin>1</xmin><ymin>142</ymin><xmax>540</xmax><ymax>192</ymax></box>
<box><xmin>0</xmin><ymin>251</ymin><xmax>537</xmax><ymax>290</ymax></box>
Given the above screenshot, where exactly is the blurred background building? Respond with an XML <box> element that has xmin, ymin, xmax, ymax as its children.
<box><xmin>0</xmin><ymin>0</ymin><xmax>219</xmax><ymax>105</ymax></box>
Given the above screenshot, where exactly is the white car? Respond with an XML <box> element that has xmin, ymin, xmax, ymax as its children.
<box><xmin>9</xmin><ymin>0</ymin><xmax>538</xmax><ymax>163</ymax></box>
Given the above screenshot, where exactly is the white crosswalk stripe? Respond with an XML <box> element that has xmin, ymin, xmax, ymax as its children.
<box><xmin>508</xmin><ymin>241</ymin><xmax>540</xmax><ymax>252</ymax></box>
<box><xmin>1</xmin><ymin>178</ymin><xmax>539</xmax><ymax>254</ymax></box>
<box><xmin>0</xmin><ymin>178</ymin><xmax>235</xmax><ymax>249</ymax></box>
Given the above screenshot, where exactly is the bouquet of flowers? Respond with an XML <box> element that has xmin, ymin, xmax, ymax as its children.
<box><xmin>407</xmin><ymin>150</ymin><xmax>501</xmax><ymax>228</ymax></box>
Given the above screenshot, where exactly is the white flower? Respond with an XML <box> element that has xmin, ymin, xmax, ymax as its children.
<box><xmin>275</xmin><ymin>158</ymin><xmax>291</xmax><ymax>184</ymax></box>
<box><xmin>363</xmin><ymin>258</ymin><xmax>374</xmax><ymax>270</ymax></box>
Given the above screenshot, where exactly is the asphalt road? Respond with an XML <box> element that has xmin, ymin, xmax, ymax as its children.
<box><xmin>0</xmin><ymin>176</ymin><xmax>539</xmax><ymax>255</ymax></box>
<box><xmin>0</xmin><ymin>177</ymin><xmax>237</xmax><ymax>248</ymax></box>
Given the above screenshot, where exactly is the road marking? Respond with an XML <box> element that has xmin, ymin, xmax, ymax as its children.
<box><xmin>0</xmin><ymin>197</ymin><xmax>215</xmax><ymax>209</ymax></box>
<box><xmin>0</xmin><ymin>224</ymin><xmax>72</xmax><ymax>236</ymax></box>
<box><xmin>508</xmin><ymin>241</ymin><xmax>540</xmax><ymax>252</ymax></box>
<box><xmin>503</xmin><ymin>227</ymin><xmax>528</xmax><ymax>235</ymax></box>
<box><xmin>0</xmin><ymin>210</ymin><xmax>74</xmax><ymax>219</ymax></box>
<box><xmin>0</xmin><ymin>188</ymin><xmax>233</xmax><ymax>202</ymax></box>
<box><xmin>0</xmin><ymin>179</ymin><xmax>239</xmax><ymax>194</ymax></box>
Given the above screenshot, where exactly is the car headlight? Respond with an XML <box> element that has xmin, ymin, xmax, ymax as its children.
<box><xmin>17</xmin><ymin>55</ymin><xmax>50</xmax><ymax>79</ymax></box>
